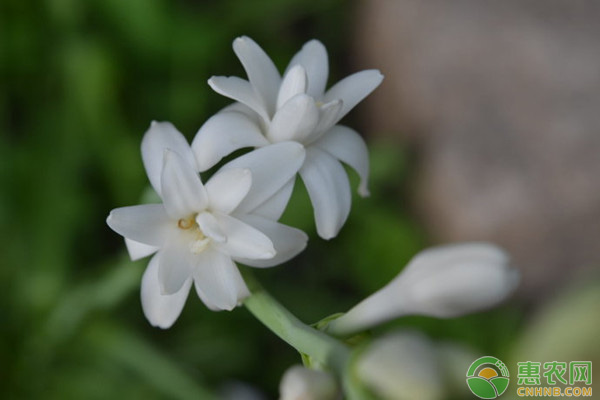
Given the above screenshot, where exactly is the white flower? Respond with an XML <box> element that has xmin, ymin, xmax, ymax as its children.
<box><xmin>327</xmin><ymin>243</ymin><xmax>519</xmax><ymax>335</ymax></box>
<box><xmin>106</xmin><ymin>122</ymin><xmax>308</xmax><ymax>328</ymax></box>
<box><xmin>356</xmin><ymin>331</ymin><xmax>443</xmax><ymax>400</ymax></box>
<box><xmin>279</xmin><ymin>365</ymin><xmax>338</xmax><ymax>400</ymax></box>
<box><xmin>193</xmin><ymin>36</ymin><xmax>383</xmax><ymax>239</ymax></box>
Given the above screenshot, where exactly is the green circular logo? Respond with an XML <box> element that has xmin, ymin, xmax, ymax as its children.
<box><xmin>466</xmin><ymin>356</ymin><xmax>510</xmax><ymax>399</ymax></box>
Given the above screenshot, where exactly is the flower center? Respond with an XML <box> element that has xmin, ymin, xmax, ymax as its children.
<box><xmin>177</xmin><ymin>217</ymin><xmax>195</xmax><ymax>230</ymax></box>
<box><xmin>177</xmin><ymin>214</ymin><xmax>210</xmax><ymax>254</ymax></box>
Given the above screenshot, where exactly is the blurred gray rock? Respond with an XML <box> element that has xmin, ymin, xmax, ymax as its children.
<box><xmin>353</xmin><ymin>0</ymin><xmax>600</xmax><ymax>298</ymax></box>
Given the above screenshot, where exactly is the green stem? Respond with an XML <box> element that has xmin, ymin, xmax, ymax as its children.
<box><xmin>242</xmin><ymin>272</ymin><xmax>350</xmax><ymax>374</ymax></box>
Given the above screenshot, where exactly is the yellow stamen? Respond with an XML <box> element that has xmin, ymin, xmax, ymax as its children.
<box><xmin>178</xmin><ymin>217</ymin><xmax>195</xmax><ymax>230</ymax></box>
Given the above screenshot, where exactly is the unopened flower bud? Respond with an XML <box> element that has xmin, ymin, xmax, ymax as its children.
<box><xmin>327</xmin><ymin>243</ymin><xmax>519</xmax><ymax>335</ymax></box>
<box><xmin>279</xmin><ymin>365</ymin><xmax>338</xmax><ymax>400</ymax></box>
<box><xmin>356</xmin><ymin>331</ymin><xmax>443</xmax><ymax>400</ymax></box>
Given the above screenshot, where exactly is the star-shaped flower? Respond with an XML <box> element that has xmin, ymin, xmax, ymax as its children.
<box><xmin>193</xmin><ymin>37</ymin><xmax>383</xmax><ymax>239</ymax></box>
<box><xmin>107</xmin><ymin>122</ymin><xmax>307</xmax><ymax>328</ymax></box>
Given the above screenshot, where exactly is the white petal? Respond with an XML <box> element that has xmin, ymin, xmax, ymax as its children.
<box><xmin>314</xmin><ymin>125</ymin><xmax>370</xmax><ymax>196</ymax></box>
<box><xmin>233</xmin><ymin>36</ymin><xmax>281</xmax><ymax>116</ymax></box>
<box><xmin>323</xmin><ymin>69</ymin><xmax>383</xmax><ymax>123</ymax></box>
<box><xmin>205</xmin><ymin>168</ymin><xmax>252</xmax><ymax>214</ymax></box>
<box><xmin>212</xmin><ymin>212</ymin><xmax>275</xmax><ymax>260</ymax></box>
<box><xmin>234</xmin><ymin>215</ymin><xmax>308</xmax><ymax>268</ymax></box>
<box><xmin>157</xmin><ymin>231</ymin><xmax>194</xmax><ymax>295</ymax></box>
<box><xmin>191</xmin><ymin>111</ymin><xmax>269</xmax><ymax>172</ymax></box>
<box><xmin>277</xmin><ymin>65</ymin><xmax>307</xmax><ymax>109</ymax></box>
<box><xmin>268</xmin><ymin>94</ymin><xmax>319</xmax><ymax>143</ymax></box>
<box><xmin>304</xmin><ymin>99</ymin><xmax>343</xmax><ymax>144</ymax></box>
<box><xmin>141</xmin><ymin>121</ymin><xmax>197</xmax><ymax>196</ymax></box>
<box><xmin>208</xmin><ymin>76</ymin><xmax>269</xmax><ymax>122</ymax></box>
<box><xmin>141</xmin><ymin>254</ymin><xmax>192</xmax><ymax>329</ymax></box>
<box><xmin>299</xmin><ymin>148</ymin><xmax>351</xmax><ymax>240</ymax></box>
<box><xmin>219</xmin><ymin>142</ymin><xmax>305</xmax><ymax>215</ymax></box>
<box><xmin>247</xmin><ymin>178</ymin><xmax>295</xmax><ymax>220</ymax></box>
<box><xmin>195</xmin><ymin>212</ymin><xmax>226</xmax><ymax>243</ymax></box>
<box><xmin>193</xmin><ymin>247</ymin><xmax>250</xmax><ymax>311</ymax></box>
<box><xmin>286</xmin><ymin>39</ymin><xmax>329</xmax><ymax>98</ymax></box>
<box><xmin>107</xmin><ymin>204</ymin><xmax>171</xmax><ymax>246</ymax></box>
<box><xmin>160</xmin><ymin>150</ymin><xmax>208</xmax><ymax>219</ymax></box>
<box><xmin>220</xmin><ymin>101</ymin><xmax>262</xmax><ymax>123</ymax></box>
<box><xmin>125</xmin><ymin>238</ymin><xmax>159</xmax><ymax>261</ymax></box>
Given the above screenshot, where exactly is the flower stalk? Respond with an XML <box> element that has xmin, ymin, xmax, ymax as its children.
<box><xmin>242</xmin><ymin>272</ymin><xmax>350</xmax><ymax>374</ymax></box>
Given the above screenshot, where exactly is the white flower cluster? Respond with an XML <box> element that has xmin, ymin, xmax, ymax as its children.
<box><xmin>107</xmin><ymin>36</ymin><xmax>521</xmax><ymax>400</ymax></box>
<box><xmin>107</xmin><ymin>37</ymin><xmax>383</xmax><ymax>328</ymax></box>
<box><xmin>107</xmin><ymin>37</ymin><xmax>519</xmax><ymax>344</ymax></box>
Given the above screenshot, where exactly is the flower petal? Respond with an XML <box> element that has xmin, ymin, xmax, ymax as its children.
<box><xmin>208</xmin><ymin>76</ymin><xmax>269</xmax><ymax>122</ymax></box>
<box><xmin>196</xmin><ymin>211</ymin><xmax>226</xmax><ymax>243</ymax></box>
<box><xmin>233</xmin><ymin>36</ymin><xmax>281</xmax><ymax>116</ymax></box>
<box><xmin>314</xmin><ymin>125</ymin><xmax>370</xmax><ymax>196</ymax></box>
<box><xmin>212</xmin><ymin>212</ymin><xmax>275</xmax><ymax>260</ymax></box>
<box><xmin>106</xmin><ymin>204</ymin><xmax>171</xmax><ymax>246</ymax></box>
<box><xmin>220</xmin><ymin>142</ymin><xmax>305</xmax><ymax>215</ymax></box>
<box><xmin>306</xmin><ymin>99</ymin><xmax>343</xmax><ymax>144</ymax></box>
<box><xmin>323</xmin><ymin>69</ymin><xmax>383</xmax><ymax>123</ymax></box>
<box><xmin>247</xmin><ymin>178</ymin><xmax>295</xmax><ymax>220</ymax></box>
<box><xmin>160</xmin><ymin>149</ymin><xmax>208</xmax><ymax>219</ymax></box>
<box><xmin>193</xmin><ymin>247</ymin><xmax>250</xmax><ymax>311</ymax></box>
<box><xmin>191</xmin><ymin>111</ymin><xmax>269</xmax><ymax>172</ymax></box>
<box><xmin>141</xmin><ymin>254</ymin><xmax>192</xmax><ymax>329</ymax></box>
<box><xmin>220</xmin><ymin>101</ymin><xmax>262</xmax><ymax>123</ymax></box>
<box><xmin>205</xmin><ymin>168</ymin><xmax>252</xmax><ymax>214</ymax></box>
<box><xmin>141</xmin><ymin>121</ymin><xmax>197</xmax><ymax>196</ymax></box>
<box><xmin>125</xmin><ymin>238</ymin><xmax>159</xmax><ymax>261</ymax></box>
<box><xmin>277</xmin><ymin>65</ymin><xmax>307</xmax><ymax>110</ymax></box>
<box><xmin>234</xmin><ymin>214</ymin><xmax>308</xmax><ymax>268</ymax></box>
<box><xmin>158</xmin><ymin>231</ymin><xmax>194</xmax><ymax>295</ymax></box>
<box><xmin>286</xmin><ymin>39</ymin><xmax>329</xmax><ymax>98</ymax></box>
<box><xmin>299</xmin><ymin>148</ymin><xmax>351</xmax><ymax>240</ymax></box>
<box><xmin>268</xmin><ymin>94</ymin><xmax>319</xmax><ymax>143</ymax></box>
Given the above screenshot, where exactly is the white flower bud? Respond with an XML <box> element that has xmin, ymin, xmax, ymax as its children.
<box><xmin>279</xmin><ymin>365</ymin><xmax>338</xmax><ymax>400</ymax></box>
<box><xmin>356</xmin><ymin>331</ymin><xmax>443</xmax><ymax>400</ymax></box>
<box><xmin>327</xmin><ymin>243</ymin><xmax>519</xmax><ymax>335</ymax></box>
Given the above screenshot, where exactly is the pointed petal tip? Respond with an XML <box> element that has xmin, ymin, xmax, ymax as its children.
<box><xmin>369</xmin><ymin>69</ymin><xmax>384</xmax><ymax>78</ymax></box>
<box><xmin>105</xmin><ymin>211</ymin><xmax>118</xmax><ymax>232</ymax></box>
<box><xmin>304</xmin><ymin>38</ymin><xmax>325</xmax><ymax>48</ymax></box>
<box><xmin>105</xmin><ymin>213</ymin><xmax>114</xmax><ymax>229</ymax></box>
<box><xmin>365</xmin><ymin>69</ymin><xmax>384</xmax><ymax>86</ymax></box>
<box><xmin>234</xmin><ymin>35</ymin><xmax>251</xmax><ymax>45</ymax></box>
<box><xmin>358</xmin><ymin>186</ymin><xmax>371</xmax><ymax>197</ymax></box>
<box><xmin>207</xmin><ymin>76</ymin><xmax>218</xmax><ymax>86</ymax></box>
<box><xmin>318</xmin><ymin>229</ymin><xmax>337</xmax><ymax>241</ymax></box>
<box><xmin>151</xmin><ymin>321</ymin><xmax>173</xmax><ymax>329</ymax></box>
<box><xmin>146</xmin><ymin>120</ymin><xmax>175</xmax><ymax>131</ymax></box>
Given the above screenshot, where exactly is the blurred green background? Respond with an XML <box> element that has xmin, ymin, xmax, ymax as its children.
<box><xmin>1</xmin><ymin>1</ymin><xmax>597</xmax><ymax>399</ymax></box>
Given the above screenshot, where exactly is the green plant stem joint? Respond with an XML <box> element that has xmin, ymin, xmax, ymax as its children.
<box><xmin>242</xmin><ymin>271</ymin><xmax>378</xmax><ymax>399</ymax></box>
